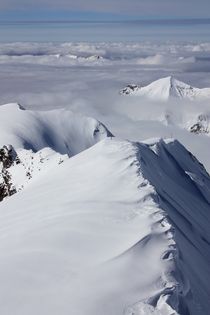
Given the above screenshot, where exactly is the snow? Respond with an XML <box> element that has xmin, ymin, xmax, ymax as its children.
<box><xmin>0</xmin><ymin>103</ymin><xmax>112</xmax><ymax>156</ymax></box>
<box><xmin>7</xmin><ymin>147</ymin><xmax>68</xmax><ymax>193</ymax></box>
<box><xmin>0</xmin><ymin>41</ymin><xmax>210</xmax><ymax>315</ymax></box>
<box><xmin>120</xmin><ymin>76</ymin><xmax>210</xmax><ymax>101</ymax></box>
<box><xmin>0</xmin><ymin>138</ymin><xmax>210</xmax><ymax>314</ymax></box>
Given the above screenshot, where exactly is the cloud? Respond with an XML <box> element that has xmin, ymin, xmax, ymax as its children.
<box><xmin>0</xmin><ymin>42</ymin><xmax>201</xmax><ymax>73</ymax></box>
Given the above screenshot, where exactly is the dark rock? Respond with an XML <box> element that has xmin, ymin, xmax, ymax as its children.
<box><xmin>190</xmin><ymin>114</ymin><xmax>209</xmax><ymax>134</ymax></box>
<box><xmin>0</xmin><ymin>170</ymin><xmax>16</xmax><ymax>202</ymax></box>
<box><xmin>0</xmin><ymin>145</ymin><xmax>17</xmax><ymax>168</ymax></box>
<box><xmin>120</xmin><ymin>84</ymin><xmax>139</xmax><ymax>95</ymax></box>
<box><xmin>0</xmin><ymin>145</ymin><xmax>19</xmax><ymax>201</ymax></box>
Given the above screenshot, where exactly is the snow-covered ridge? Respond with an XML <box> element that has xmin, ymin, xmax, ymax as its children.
<box><xmin>0</xmin><ymin>137</ymin><xmax>210</xmax><ymax>314</ymax></box>
<box><xmin>135</xmin><ymin>138</ymin><xmax>210</xmax><ymax>315</ymax></box>
<box><xmin>120</xmin><ymin>76</ymin><xmax>210</xmax><ymax>101</ymax></box>
<box><xmin>0</xmin><ymin>103</ymin><xmax>112</xmax><ymax>156</ymax></box>
<box><xmin>0</xmin><ymin>103</ymin><xmax>113</xmax><ymax>201</ymax></box>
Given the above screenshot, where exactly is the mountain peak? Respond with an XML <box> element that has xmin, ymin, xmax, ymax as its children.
<box><xmin>147</xmin><ymin>76</ymin><xmax>193</xmax><ymax>99</ymax></box>
<box><xmin>120</xmin><ymin>76</ymin><xmax>210</xmax><ymax>101</ymax></box>
<box><xmin>162</xmin><ymin>75</ymin><xmax>191</xmax><ymax>88</ymax></box>
<box><xmin>161</xmin><ymin>75</ymin><xmax>180</xmax><ymax>88</ymax></box>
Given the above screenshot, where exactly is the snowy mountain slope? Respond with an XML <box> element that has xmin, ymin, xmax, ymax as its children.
<box><xmin>0</xmin><ymin>103</ymin><xmax>112</xmax><ymax>156</ymax></box>
<box><xmin>0</xmin><ymin>144</ymin><xmax>68</xmax><ymax>201</ymax></box>
<box><xmin>120</xmin><ymin>76</ymin><xmax>210</xmax><ymax>101</ymax></box>
<box><xmin>136</xmin><ymin>139</ymin><xmax>210</xmax><ymax>315</ymax></box>
<box><xmin>0</xmin><ymin>138</ymin><xmax>210</xmax><ymax>315</ymax></box>
<box><xmin>0</xmin><ymin>103</ymin><xmax>112</xmax><ymax>201</ymax></box>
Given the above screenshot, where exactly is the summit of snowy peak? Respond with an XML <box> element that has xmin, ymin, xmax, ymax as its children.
<box><xmin>152</xmin><ymin>76</ymin><xmax>192</xmax><ymax>91</ymax></box>
<box><xmin>157</xmin><ymin>75</ymin><xmax>188</xmax><ymax>87</ymax></box>
<box><xmin>120</xmin><ymin>76</ymin><xmax>210</xmax><ymax>101</ymax></box>
<box><xmin>146</xmin><ymin>76</ymin><xmax>194</xmax><ymax>99</ymax></box>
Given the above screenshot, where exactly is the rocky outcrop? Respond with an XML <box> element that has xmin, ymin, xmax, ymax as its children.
<box><xmin>119</xmin><ymin>84</ymin><xmax>139</xmax><ymax>95</ymax></box>
<box><xmin>0</xmin><ymin>145</ymin><xmax>70</xmax><ymax>202</ymax></box>
<box><xmin>0</xmin><ymin>145</ymin><xmax>19</xmax><ymax>201</ymax></box>
<box><xmin>190</xmin><ymin>114</ymin><xmax>209</xmax><ymax>134</ymax></box>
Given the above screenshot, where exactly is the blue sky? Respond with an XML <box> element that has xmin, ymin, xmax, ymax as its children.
<box><xmin>0</xmin><ymin>0</ymin><xmax>210</xmax><ymax>21</ymax></box>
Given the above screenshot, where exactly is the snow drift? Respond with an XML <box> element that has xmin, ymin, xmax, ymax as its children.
<box><xmin>0</xmin><ymin>137</ymin><xmax>210</xmax><ymax>315</ymax></box>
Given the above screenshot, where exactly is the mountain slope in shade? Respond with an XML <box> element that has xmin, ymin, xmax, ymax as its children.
<box><xmin>0</xmin><ymin>138</ymin><xmax>210</xmax><ymax>315</ymax></box>
<box><xmin>0</xmin><ymin>103</ymin><xmax>112</xmax><ymax>156</ymax></box>
<box><xmin>120</xmin><ymin>76</ymin><xmax>210</xmax><ymax>101</ymax></box>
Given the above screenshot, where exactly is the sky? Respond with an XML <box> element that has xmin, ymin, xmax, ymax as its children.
<box><xmin>0</xmin><ymin>0</ymin><xmax>210</xmax><ymax>21</ymax></box>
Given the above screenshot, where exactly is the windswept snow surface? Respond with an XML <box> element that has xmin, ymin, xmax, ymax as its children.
<box><xmin>120</xmin><ymin>76</ymin><xmax>210</xmax><ymax>101</ymax></box>
<box><xmin>0</xmin><ymin>138</ymin><xmax>210</xmax><ymax>315</ymax></box>
<box><xmin>0</xmin><ymin>103</ymin><xmax>112</xmax><ymax>156</ymax></box>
